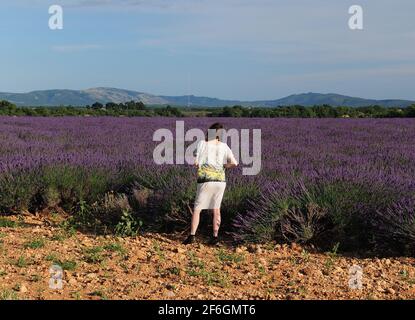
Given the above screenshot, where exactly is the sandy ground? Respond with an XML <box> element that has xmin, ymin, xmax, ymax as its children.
<box><xmin>0</xmin><ymin>215</ymin><xmax>415</xmax><ymax>300</ymax></box>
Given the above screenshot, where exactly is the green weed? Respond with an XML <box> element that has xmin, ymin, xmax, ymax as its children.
<box><xmin>24</xmin><ymin>238</ymin><xmax>45</xmax><ymax>249</ymax></box>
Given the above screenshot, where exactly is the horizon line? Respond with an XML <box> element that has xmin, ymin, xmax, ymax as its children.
<box><xmin>1</xmin><ymin>87</ymin><xmax>414</xmax><ymax>103</ymax></box>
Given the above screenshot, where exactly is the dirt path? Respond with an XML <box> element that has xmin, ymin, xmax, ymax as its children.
<box><xmin>0</xmin><ymin>215</ymin><xmax>415</xmax><ymax>300</ymax></box>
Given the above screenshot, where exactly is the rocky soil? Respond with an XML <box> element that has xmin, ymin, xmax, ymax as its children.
<box><xmin>0</xmin><ymin>215</ymin><xmax>415</xmax><ymax>300</ymax></box>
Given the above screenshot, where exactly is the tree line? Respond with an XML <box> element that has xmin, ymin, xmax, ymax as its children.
<box><xmin>209</xmin><ymin>104</ymin><xmax>415</xmax><ymax>118</ymax></box>
<box><xmin>1</xmin><ymin>99</ymin><xmax>415</xmax><ymax>118</ymax></box>
<box><xmin>0</xmin><ymin>100</ymin><xmax>183</xmax><ymax>117</ymax></box>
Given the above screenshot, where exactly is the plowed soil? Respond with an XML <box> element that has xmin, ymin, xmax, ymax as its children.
<box><xmin>1</xmin><ymin>215</ymin><xmax>415</xmax><ymax>300</ymax></box>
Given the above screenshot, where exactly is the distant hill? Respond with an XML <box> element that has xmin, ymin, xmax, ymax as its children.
<box><xmin>254</xmin><ymin>93</ymin><xmax>415</xmax><ymax>108</ymax></box>
<box><xmin>0</xmin><ymin>88</ymin><xmax>167</xmax><ymax>107</ymax></box>
<box><xmin>0</xmin><ymin>88</ymin><xmax>413</xmax><ymax>108</ymax></box>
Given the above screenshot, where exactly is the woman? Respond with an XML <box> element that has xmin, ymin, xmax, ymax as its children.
<box><xmin>183</xmin><ymin>123</ymin><xmax>238</xmax><ymax>245</ymax></box>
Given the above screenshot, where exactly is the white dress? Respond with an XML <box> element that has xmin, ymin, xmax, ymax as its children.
<box><xmin>194</xmin><ymin>140</ymin><xmax>238</xmax><ymax>210</ymax></box>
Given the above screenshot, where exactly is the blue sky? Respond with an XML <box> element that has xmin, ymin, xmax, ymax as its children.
<box><xmin>1</xmin><ymin>0</ymin><xmax>414</xmax><ymax>100</ymax></box>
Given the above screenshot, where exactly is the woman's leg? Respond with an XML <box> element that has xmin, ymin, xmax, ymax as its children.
<box><xmin>190</xmin><ymin>209</ymin><xmax>201</xmax><ymax>235</ymax></box>
<box><xmin>212</xmin><ymin>209</ymin><xmax>221</xmax><ymax>237</ymax></box>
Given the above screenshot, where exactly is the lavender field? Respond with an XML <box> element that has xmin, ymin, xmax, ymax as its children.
<box><xmin>1</xmin><ymin>117</ymin><xmax>415</xmax><ymax>254</ymax></box>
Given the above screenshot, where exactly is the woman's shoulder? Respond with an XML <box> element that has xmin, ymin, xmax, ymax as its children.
<box><xmin>219</xmin><ymin>141</ymin><xmax>231</xmax><ymax>150</ymax></box>
<box><xmin>197</xmin><ymin>140</ymin><xmax>206</xmax><ymax>147</ymax></box>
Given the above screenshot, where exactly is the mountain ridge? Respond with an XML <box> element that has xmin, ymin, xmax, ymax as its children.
<box><xmin>0</xmin><ymin>87</ymin><xmax>413</xmax><ymax>108</ymax></box>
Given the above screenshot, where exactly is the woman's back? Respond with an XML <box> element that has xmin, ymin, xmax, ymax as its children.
<box><xmin>197</xmin><ymin>141</ymin><xmax>229</xmax><ymax>168</ymax></box>
<box><xmin>195</xmin><ymin>140</ymin><xmax>237</xmax><ymax>183</ymax></box>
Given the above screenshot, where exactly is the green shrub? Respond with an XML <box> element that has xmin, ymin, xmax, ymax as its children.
<box><xmin>114</xmin><ymin>210</ymin><xmax>142</xmax><ymax>237</ymax></box>
<box><xmin>41</xmin><ymin>166</ymin><xmax>111</xmax><ymax>211</ymax></box>
<box><xmin>0</xmin><ymin>171</ymin><xmax>40</xmax><ymax>213</ymax></box>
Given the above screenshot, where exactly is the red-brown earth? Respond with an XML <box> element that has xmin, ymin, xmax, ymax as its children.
<box><xmin>0</xmin><ymin>215</ymin><xmax>414</xmax><ymax>300</ymax></box>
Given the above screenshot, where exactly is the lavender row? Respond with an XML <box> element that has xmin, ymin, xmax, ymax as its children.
<box><xmin>1</xmin><ymin>117</ymin><xmax>414</xmax><ymax>253</ymax></box>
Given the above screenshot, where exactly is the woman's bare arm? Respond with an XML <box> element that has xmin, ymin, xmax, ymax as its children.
<box><xmin>224</xmin><ymin>160</ymin><xmax>238</xmax><ymax>169</ymax></box>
